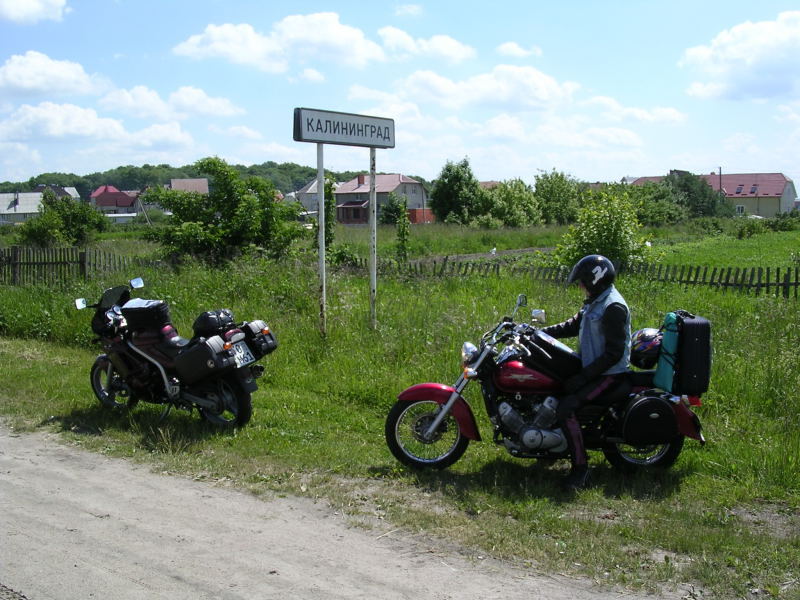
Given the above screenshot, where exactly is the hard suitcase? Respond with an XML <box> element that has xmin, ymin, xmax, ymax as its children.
<box><xmin>673</xmin><ymin>314</ymin><xmax>711</xmax><ymax>395</ymax></box>
<box><xmin>654</xmin><ymin>310</ymin><xmax>711</xmax><ymax>395</ymax></box>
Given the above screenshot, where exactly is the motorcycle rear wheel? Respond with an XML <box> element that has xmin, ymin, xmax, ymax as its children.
<box><xmin>602</xmin><ymin>435</ymin><xmax>684</xmax><ymax>472</ymax></box>
<box><xmin>385</xmin><ymin>400</ymin><xmax>469</xmax><ymax>470</ymax></box>
<box><xmin>197</xmin><ymin>376</ymin><xmax>252</xmax><ymax>428</ymax></box>
<box><xmin>90</xmin><ymin>357</ymin><xmax>137</xmax><ymax>410</ymax></box>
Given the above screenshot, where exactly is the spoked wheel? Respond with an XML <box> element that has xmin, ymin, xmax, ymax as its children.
<box><xmin>90</xmin><ymin>356</ymin><xmax>137</xmax><ymax>410</ymax></box>
<box><xmin>385</xmin><ymin>400</ymin><xmax>469</xmax><ymax>470</ymax></box>
<box><xmin>197</xmin><ymin>376</ymin><xmax>252</xmax><ymax>428</ymax></box>
<box><xmin>602</xmin><ymin>435</ymin><xmax>684</xmax><ymax>473</ymax></box>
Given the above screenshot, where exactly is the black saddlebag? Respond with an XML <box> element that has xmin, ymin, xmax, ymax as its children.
<box><xmin>622</xmin><ymin>393</ymin><xmax>679</xmax><ymax>445</ymax></box>
<box><xmin>241</xmin><ymin>320</ymin><xmax>278</xmax><ymax>359</ymax></box>
<box><xmin>192</xmin><ymin>308</ymin><xmax>236</xmax><ymax>339</ymax></box>
<box><xmin>121</xmin><ymin>299</ymin><xmax>171</xmax><ymax>332</ymax></box>
<box><xmin>174</xmin><ymin>335</ymin><xmax>236</xmax><ymax>384</ymax></box>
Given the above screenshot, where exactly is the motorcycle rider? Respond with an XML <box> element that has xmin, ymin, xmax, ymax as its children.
<box><xmin>540</xmin><ymin>254</ymin><xmax>631</xmax><ymax>490</ymax></box>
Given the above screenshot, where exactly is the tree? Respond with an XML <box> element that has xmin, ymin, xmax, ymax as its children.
<box><xmin>429</xmin><ymin>158</ymin><xmax>484</xmax><ymax>224</ymax></box>
<box><xmin>486</xmin><ymin>178</ymin><xmax>542</xmax><ymax>227</ymax></box>
<box><xmin>379</xmin><ymin>192</ymin><xmax>405</xmax><ymax>225</ymax></box>
<box><xmin>142</xmin><ymin>157</ymin><xmax>304</xmax><ymax>261</ymax></box>
<box><xmin>553</xmin><ymin>189</ymin><xmax>649</xmax><ymax>268</ymax></box>
<box><xmin>16</xmin><ymin>188</ymin><xmax>107</xmax><ymax>247</ymax></box>
<box><xmin>534</xmin><ymin>169</ymin><xmax>582</xmax><ymax>225</ymax></box>
<box><xmin>663</xmin><ymin>171</ymin><xmax>734</xmax><ymax>218</ymax></box>
<box><xmin>395</xmin><ymin>199</ymin><xmax>411</xmax><ymax>263</ymax></box>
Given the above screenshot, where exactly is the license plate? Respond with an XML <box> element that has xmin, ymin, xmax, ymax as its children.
<box><xmin>232</xmin><ymin>341</ymin><xmax>256</xmax><ymax>367</ymax></box>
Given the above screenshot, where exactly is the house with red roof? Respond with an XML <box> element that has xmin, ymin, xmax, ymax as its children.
<box><xmin>631</xmin><ymin>171</ymin><xmax>797</xmax><ymax>217</ymax></box>
<box><xmin>333</xmin><ymin>173</ymin><xmax>431</xmax><ymax>224</ymax></box>
<box><xmin>90</xmin><ymin>185</ymin><xmax>139</xmax><ymax>214</ymax></box>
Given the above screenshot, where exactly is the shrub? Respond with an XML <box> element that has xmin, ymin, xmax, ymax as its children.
<box><xmin>553</xmin><ymin>189</ymin><xmax>649</xmax><ymax>268</ymax></box>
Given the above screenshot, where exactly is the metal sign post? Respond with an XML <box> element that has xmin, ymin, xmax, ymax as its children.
<box><xmin>293</xmin><ymin>108</ymin><xmax>395</xmax><ymax>333</ymax></box>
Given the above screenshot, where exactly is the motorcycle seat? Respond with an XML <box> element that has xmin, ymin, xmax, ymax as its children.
<box><xmin>159</xmin><ymin>325</ymin><xmax>191</xmax><ymax>350</ymax></box>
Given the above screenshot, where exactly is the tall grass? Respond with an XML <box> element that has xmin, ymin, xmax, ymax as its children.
<box><xmin>0</xmin><ymin>255</ymin><xmax>798</xmax><ymax>598</ymax></box>
<box><xmin>332</xmin><ymin>223</ymin><xmax>566</xmax><ymax>259</ymax></box>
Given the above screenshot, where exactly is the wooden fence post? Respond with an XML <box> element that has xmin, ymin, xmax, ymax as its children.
<box><xmin>11</xmin><ymin>246</ymin><xmax>20</xmax><ymax>285</ymax></box>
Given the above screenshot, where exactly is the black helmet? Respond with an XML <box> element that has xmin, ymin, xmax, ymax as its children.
<box><xmin>567</xmin><ymin>254</ymin><xmax>616</xmax><ymax>294</ymax></box>
<box><xmin>630</xmin><ymin>327</ymin><xmax>661</xmax><ymax>369</ymax></box>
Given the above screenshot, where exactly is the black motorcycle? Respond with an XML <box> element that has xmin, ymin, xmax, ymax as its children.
<box><xmin>75</xmin><ymin>277</ymin><xmax>277</xmax><ymax>427</ymax></box>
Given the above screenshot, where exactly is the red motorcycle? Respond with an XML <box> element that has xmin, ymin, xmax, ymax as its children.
<box><xmin>385</xmin><ymin>294</ymin><xmax>705</xmax><ymax>471</ymax></box>
<box><xmin>75</xmin><ymin>277</ymin><xmax>277</xmax><ymax>428</ymax></box>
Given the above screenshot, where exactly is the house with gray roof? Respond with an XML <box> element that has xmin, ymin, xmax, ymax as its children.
<box><xmin>0</xmin><ymin>192</ymin><xmax>45</xmax><ymax>223</ymax></box>
<box><xmin>333</xmin><ymin>173</ymin><xmax>429</xmax><ymax>224</ymax></box>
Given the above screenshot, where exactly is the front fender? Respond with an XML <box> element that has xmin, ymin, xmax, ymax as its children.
<box><xmin>397</xmin><ymin>383</ymin><xmax>481</xmax><ymax>441</ymax></box>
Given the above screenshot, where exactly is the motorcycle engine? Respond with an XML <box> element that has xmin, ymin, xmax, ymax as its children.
<box><xmin>498</xmin><ymin>400</ymin><xmax>567</xmax><ymax>452</ymax></box>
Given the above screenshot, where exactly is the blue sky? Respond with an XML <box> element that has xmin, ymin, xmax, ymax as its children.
<box><xmin>1</xmin><ymin>0</ymin><xmax>799</xmax><ymax>190</ymax></box>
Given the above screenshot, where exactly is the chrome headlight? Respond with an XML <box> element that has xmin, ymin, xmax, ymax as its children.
<box><xmin>461</xmin><ymin>342</ymin><xmax>480</xmax><ymax>365</ymax></box>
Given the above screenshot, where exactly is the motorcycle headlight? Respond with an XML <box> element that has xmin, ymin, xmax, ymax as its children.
<box><xmin>461</xmin><ymin>342</ymin><xmax>480</xmax><ymax>365</ymax></box>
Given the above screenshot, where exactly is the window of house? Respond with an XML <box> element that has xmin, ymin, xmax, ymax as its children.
<box><xmin>750</xmin><ymin>185</ymin><xmax>758</xmax><ymax>194</ymax></box>
<box><xmin>735</xmin><ymin>185</ymin><xmax>743</xmax><ymax>194</ymax></box>
<box><xmin>736</xmin><ymin>205</ymin><xmax>745</xmax><ymax>215</ymax></box>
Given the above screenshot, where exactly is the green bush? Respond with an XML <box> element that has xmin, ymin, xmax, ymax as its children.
<box><xmin>553</xmin><ymin>189</ymin><xmax>649</xmax><ymax>267</ymax></box>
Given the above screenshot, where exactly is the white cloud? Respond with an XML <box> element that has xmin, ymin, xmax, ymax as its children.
<box><xmin>586</xmin><ymin>96</ymin><xmax>686</xmax><ymax>123</ymax></box>
<box><xmin>496</xmin><ymin>42</ymin><xmax>542</xmax><ymax>58</ymax></box>
<box><xmin>168</xmin><ymin>86</ymin><xmax>244</xmax><ymax>117</ymax></box>
<box><xmin>378</xmin><ymin>26</ymin><xmax>475</xmax><ymax>63</ymax></box>
<box><xmin>0</xmin><ymin>142</ymin><xmax>41</xmax><ymax>180</ymax></box>
<box><xmin>208</xmin><ymin>124</ymin><xmax>263</xmax><ymax>140</ymax></box>
<box><xmin>681</xmin><ymin>10</ymin><xmax>800</xmax><ymax>99</ymax></box>
<box><xmin>0</xmin><ymin>102</ymin><xmax>195</xmax><ymax>152</ymax></box>
<box><xmin>0</xmin><ymin>51</ymin><xmax>107</xmax><ymax>96</ymax></box>
<box><xmin>299</xmin><ymin>68</ymin><xmax>325</xmax><ymax>83</ymax></box>
<box><xmin>394</xmin><ymin>4</ymin><xmax>422</xmax><ymax>17</ymax></box>
<box><xmin>174</xmin><ymin>13</ymin><xmax>385</xmax><ymax>72</ymax></box>
<box><xmin>0</xmin><ymin>0</ymin><xmax>69</xmax><ymax>23</ymax></box>
<box><xmin>99</xmin><ymin>85</ymin><xmax>243</xmax><ymax>120</ymax></box>
<box><xmin>529</xmin><ymin>115</ymin><xmax>643</xmax><ymax>150</ymax></box>
<box><xmin>401</xmin><ymin>65</ymin><xmax>578</xmax><ymax>110</ymax></box>
<box><xmin>99</xmin><ymin>86</ymin><xmax>174</xmax><ymax>120</ymax></box>
<box><xmin>173</xmin><ymin>23</ymin><xmax>287</xmax><ymax>73</ymax></box>
<box><xmin>477</xmin><ymin>114</ymin><xmax>529</xmax><ymax>141</ymax></box>
<box><xmin>0</xmin><ymin>102</ymin><xmax>126</xmax><ymax>140</ymax></box>
<box><xmin>133</xmin><ymin>122</ymin><xmax>194</xmax><ymax>149</ymax></box>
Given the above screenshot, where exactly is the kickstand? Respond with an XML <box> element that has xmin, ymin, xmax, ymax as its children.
<box><xmin>158</xmin><ymin>404</ymin><xmax>172</xmax><ymax>423</ymax></box>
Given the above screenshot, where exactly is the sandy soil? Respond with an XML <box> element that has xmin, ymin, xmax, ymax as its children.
<box><xmin>0</xmin><ymin>425</ymin><xmax>675</xmax><ymax>600</ymax></box>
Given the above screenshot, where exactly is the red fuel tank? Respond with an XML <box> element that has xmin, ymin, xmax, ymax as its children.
<box><xmin>494</xmin><ymin>360</ymin><xmax>560</xmax><ymax>393</ymax></box>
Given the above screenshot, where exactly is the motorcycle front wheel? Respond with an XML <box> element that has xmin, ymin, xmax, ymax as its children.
<box><xmin>90</xmin><ymin>356</ymin><xmax>137</xmax><ymax>410</ymax></box>
<box><xmin>197</xmin><ymin>376</ymin><xmax>252</xmax><ymax>428</ymax></box>
<box><xmin>602</xmin><ymin>435</ymin><xmax>684</xmax><ymax>473</ymax></box>
<box><xmin>385</xmin><ymin>400</ymin><xmax>469</xmax><ymax>470</ymax></box>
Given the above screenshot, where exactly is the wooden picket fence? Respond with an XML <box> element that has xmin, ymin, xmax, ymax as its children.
<box><xmin>353</xmin><ymin>256</ymin><xmax>800</xmax><ymax>299</ymax></box>
<box><xmin>0</xmin><ymin>246</ymin><xmax>133</xmax><ymax>286</ymax></box>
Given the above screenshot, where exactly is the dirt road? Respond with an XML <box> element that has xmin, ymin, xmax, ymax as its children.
<box><xmin>0</xmin><ymin>425</ymin><xmax>673</xmax><ymax>600</ymax></box>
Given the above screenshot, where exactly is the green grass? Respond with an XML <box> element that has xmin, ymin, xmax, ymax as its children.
<box><xmin>331</xmin><ymin>222</ymin><xmax>566</xmax><ymax>259</ymax></box>
<box><xmin>0</xmin><ymin>255</ymin><xmax>798</xmax><ymax>599</ymax></box>
<box><xmin>653</xmin><ymin>229</ymin><xmax>800</xmax><ymax>268</ymax></box>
